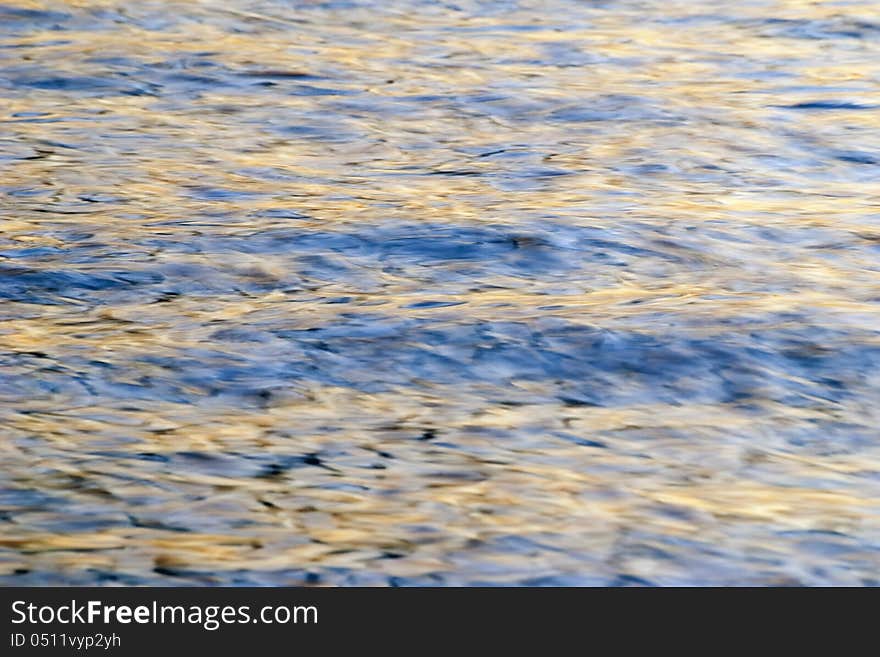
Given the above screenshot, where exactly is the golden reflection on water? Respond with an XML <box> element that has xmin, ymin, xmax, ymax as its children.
<box><xmin>1</xmin><ymin>0</ymin><xmax>880</xmax><ymax>584</ymax></box>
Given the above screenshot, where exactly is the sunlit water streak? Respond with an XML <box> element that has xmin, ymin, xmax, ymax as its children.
<box><xmin>1</xmin><ymin>0</ymin><xmax>879</xmax><ymax>585</ymax></box>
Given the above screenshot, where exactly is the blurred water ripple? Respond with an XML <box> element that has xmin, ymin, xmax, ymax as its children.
<box><xmin>1</xmin><ymin>0</ymin><xmax>880</xmax><ymax>586</ymax></box>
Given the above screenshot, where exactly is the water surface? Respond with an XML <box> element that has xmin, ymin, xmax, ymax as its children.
<box><xmin>2</xmin><ymin>0</ymin><xmax>880</xmax><ymax>585</ymax></box>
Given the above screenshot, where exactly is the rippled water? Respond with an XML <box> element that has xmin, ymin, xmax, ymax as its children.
<box><xmin>1</xmin><ymin>0</ymin><xmax>880</xmax><ymax>586</ymax></box>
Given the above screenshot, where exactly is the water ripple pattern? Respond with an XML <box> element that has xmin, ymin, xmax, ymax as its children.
<box><xmin>1</xmin><ymin>0</ymin><xmax>880</xmax><ymax>586</ymax></box>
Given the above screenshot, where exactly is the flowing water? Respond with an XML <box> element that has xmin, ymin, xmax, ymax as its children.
<box><xmin>1</xmin><ymin>0</ymin><xmax>880</xmax><ymax>586</ymax></box>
